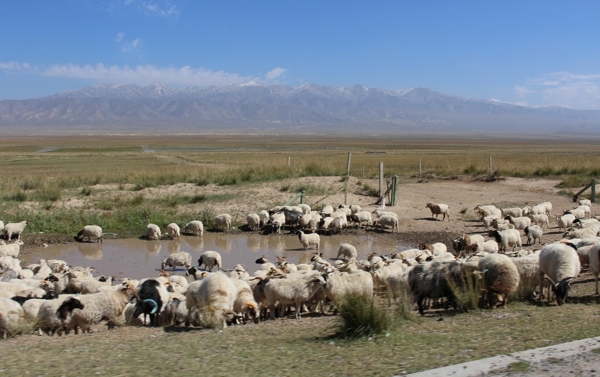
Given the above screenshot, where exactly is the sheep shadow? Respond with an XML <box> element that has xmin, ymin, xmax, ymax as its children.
<box><xmin>73</xmin><ymin>236</ymin><xmax>101</xmax><ymax>243</ymax></box>
<box><xmin>163</xmin><ymin>326</ymin><xmax>205</xmax><ymax>333</ymax></box>
<box><xmin>414</xmin><ymin>217</ymin><xmax>443</xmax><ymax>222</ymax></box>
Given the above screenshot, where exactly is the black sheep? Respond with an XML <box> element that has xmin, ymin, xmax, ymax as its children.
<box><xmin>132</xmin><ymin>279</ymin><xmax>164</xmax><ymax>327</ymax></box>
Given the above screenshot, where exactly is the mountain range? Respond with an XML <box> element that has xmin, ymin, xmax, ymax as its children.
<box><xmin>1</xmin><ymin>82</ymin><xmax>600</xmax><ymax>135</ymax></box>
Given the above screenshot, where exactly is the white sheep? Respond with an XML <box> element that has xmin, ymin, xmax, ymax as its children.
<box><xmin>3</xmin><ymin>221</ymin><xmax>27</xmax><ymax>240</ymax></box>
<box><xmin>578</xmin><ymin>199</ymin><xmax>592</xmax><ymax>207</ymax></box>
<box><xmin>500</xmin><ymin>207</ymin><xmax>523</xmax><ymax>218</ymax></box>
<box><xmin>336</xmin><ymin>243</ymin><xmax>358</xmax><ymax>260</ymax></box>
<box><xmin>524</xmin><ymin>225</ymin><xmax>543</xmax><ymax>245</ymax></box>
<box><xmin>426</xmin><ymin>203</ymin><xmax>450</xmax><ymax>221</ymax></box>
<box><xmin>556</xmin><ymin>214</ymin><xmax>576</xmax><ymax>232</ymax></box>
<box><xmin>348</xmin><ymin>211</ymin><xmax>373</xmax><ymax>228</ymax></box>
<box><xmin>185</xmin><ymin>271</ymin><xmax>238</xmax><ymax>328</ymax></box>
<box><xmin>320</xmin><ymin>205</ymin><xmax>334</xmax><ymax>216</ymax></box>
<box><xmin>297</xmin><ymin>230</ymin><xmax>320</xmax><ymax>250</ymax></box>
<box><xmin>0</xmin><ymin>297</ymin><xmax>25</xmax><ymax>338</ymax></box>
<box><xmin>481</xmin><ymin>215</ymin><xmax>501</xmax><ymax>231</ymax></box>
<box><xmin>488</xmin><ymin>229</ymin><xmax>522</xmax><ymax>252</ymax></box>
<box><xmin>230</xmin><ymin>277</ymin><xmax>260</xmax><ymax>324</ymax></box>
<box><xmin>258</xmin><ymin>274</ymin><xmax>326</xmax><ymax>319</ymax></box>
<box><xmin>535</xmin><ymin>242</ymin><xmax>581</xmax><ymax>305</ymax></box>
<box><xmin>258</xmin><ymin>210</ymin><xmax>270</xmax><ymax>227</ymax></box>
<box><xmin>418</xmin><ymin>242</ymin><xmax>447</xmax><ymax>256</ymax></box>
<box><xmin>478</xmin><ymin>254</ymin><xmax>520</xmax><ymax>308</ymax></box>
<box><xmin>372</xmin><ymin>209</ymin><xmax>398</xmax><ymax>219</ymax></box>
<box><xmin>528</xmin><ymin>214</ymin><xmax>549</xmax><ymax>229</ymax></box>
<box><xmin>246</xmin><ymin>213</ymin><xmax>260</xmax><ymax>231</ymax></box>
<box><xmin>0</xmin><ymin>240</ymin><xmax>24</xmax><ymax>258</ymax></box>
<box><xmin>564</xmin><ymin>207</ymin><xmax>586</xmax><ymax>219</ymax></box>
<box><xmin>329</xmin><ymin>216</ymin><xmax>347</xmax><ymax>234</ymax></box>
<box><xmin>75</xmin><ymin>225</ymin><xmax>103</xmax><ymax>243</ymax></box>
<box><xmin>66</xmin><ymin>281</ymin><xmax>137</xmax><ymax>334</ymax></box>
<box><xmin>145</xmin><ymin>224</ymin><xmax>161</xmax><ymax>240</ymax></box>
<box><xmin>321</xmin><ymin>269</ymin><xmax>373</xmax><ymax>304</ymax></box>
<box><xmin>536</xmin><ymin>202</ymin><xmax>553</xmax><ymax>216</ymax></box>
<box><xmin>491</xmin><ymin>218</ymin><xmax>515</xmax><ymax>231</ymax></box>
<box><xmin>161</xmin><ymin>252</ymin><xmax>192</xmax><ymax>271</ymax></box>
<box><xmin>270</xmin><ymin>212</ymin><xmax>285</xmax><ymax>234</ymax></box>
<box><xmin>298</xmin><ymin>204</ymin><xmax>311</xmax><ymax>214</ymax></box>
<box><xmin>371</xmin><ymin>262</ymin><xmax>409</xmax><ymax>305</ymax></box>
<box><xmin>478</xmin><ymin>207</ymin><xmax>501</xmax><ymax>219</ymax></box>
<box><xmin>522</xmin><ymin>205</ymin><xmax>545</xmax><ymax>217</ymax></box>
<box><xmin>505</xmin><ymin>215</ymin><xmax>531</xmax><ymax>232</ymax></box>
<box><xmin>589</xmin><ymin>243</ymin><xmax>600</xmax><ymax>294</ymax></box>
<box><xmin>214</xmin><ymin>214</ymin><xmax>232</xmax><ymax>231</ymax></box>
<box><xmin>197</xmin><ymin>250</ymin><xmax>222</xmax><ymax>272</ymax></box>
<box><xmin>166</xmin><ymin>223</ymin><xmax>181</xmax><ymax>239</ymax></box>
<box><xmin>374</xmin><ymin>215</ymin><xmax>399</xmax><ymax>233</ymax></box>
<box><xmin>183</xmin><ymin>220</ymin><xmax>204</xmax><ymax>236</ymax></box>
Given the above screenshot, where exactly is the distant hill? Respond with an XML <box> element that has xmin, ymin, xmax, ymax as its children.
<box><xmin>1</xmin><ymin>82</ymin><xmax>600</xmax><ymax>135</ymax></box>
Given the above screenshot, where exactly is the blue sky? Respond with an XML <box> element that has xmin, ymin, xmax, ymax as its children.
<box><xmin>2</xmin><ymin>1</ymin><xmax>600</xmax><ymax>109</ymax></box>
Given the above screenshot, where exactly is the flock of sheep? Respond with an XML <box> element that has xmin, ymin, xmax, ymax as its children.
<box><xmin>1</xmin><ymin>196</ymin><xmax>599</xmax><ymax>339</ymax></box>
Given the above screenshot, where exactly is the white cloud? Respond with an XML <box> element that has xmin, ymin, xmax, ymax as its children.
<box><xmin>121</xmin><ymin>38</ymin><xmax>141</xmax><ymax>52</ymax></box>
<box><xmin>0</xmin><ymin>61</ymin><xmax>262</xmax><ymax>87</ymax></box>
<box><xmin>122</xmin><ymin>0</ymin><xmax>180</xmax><ymax>18</ymax></box>
<box><xmin>266</xmin><ymin>67</ymin><xmax>286</xmax><ymax>80</ymax></box>
<box><xmin>115</xmin><ymin>33</ymin><xmax>125</xmax><ymax>42</ymax></box>
<box><xmin>514</xmin><ymin>71</ymin><xmax>600</xmax><ymax>109</ymax></box>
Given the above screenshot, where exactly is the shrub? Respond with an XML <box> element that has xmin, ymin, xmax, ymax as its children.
<box><xmin>335</xmin><ymin>293</ymin><xmax>392</xmax><ymax>339</ymax></box>
<box><xmin>447</xmin><ymin>270</ymin><xmax>484</xmax><ymax>312</ymax></box>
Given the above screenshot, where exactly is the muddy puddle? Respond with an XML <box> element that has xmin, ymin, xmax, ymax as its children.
<box><xmin>22</xmin><ymin>233</ymin><xmax>404</xmax><ymax>279</ymax></box>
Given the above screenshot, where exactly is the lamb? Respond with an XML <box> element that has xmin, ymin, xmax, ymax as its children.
<box><xmin>166</xmin><ymin>223</ymin><xmax>181</xmax><ymax>239</ymax></box>
<box><xmin>246</xmin><ymin>213</ymin><xmax>260</xmax><ymax>231</ymax></box>
<box><xmin>161</xmin><ymin>252</ymin><xmax>192</xmax><ymax>271</ymax></box>
<box><xmin>214</xmin><ymin>214</ymin><xmax>232</xmax><ymax>231</ymax></box>
<box><xmin>197</xmin><ymin>250</ymin><xmax>222</xmax><ymax>272</ymax></box>
<box><xmin>145</xmin><ymin>224</ymin><xmax>161</xmax><ymax>240</ymax></box>
<box><xmin>76</xmin><ymin>225</ymin><xmax>103</xmax><ymax>243</ymax></box>
<box><xmin>524</xmin><ymin>225</ymin><xmax>543</xmax><ymax>245</ymax></box>
<box><xmin>0</xmin><ymin>240</ymin><xmax>24</xmax><ymax>258</ymax></box>
<box><xmin>500</xmin><ymin>207</ymin><xmax>523</xmax><ymax>218</ymax></box>
<box><xmin>66</xmin><ymin>281</ymin><xmax>137</xmax><ymax>334</ymax></box>
<box><xmin>556</xmin><ymin>214</ymin><xmax>576</xmax><ymax>231</ymax></box>
<box><xmin>426</xmin><ymin>203</ymin><xmax>450</xmax><ymax>221</ymax></box>
<box><xmin>0</xmin><ymin>297</ymin><xmax>25</xmax><ymax>338</ymax></box>
<box><xmin>478</xmin><ymin>254</ymin><xmax>520</xmax><ymax>308</ymax></box>
<box><xmin>336</xmin><ymin>243</ymin><xmax>358</xmax><ymax>260</ymax></box>
<box><xmin>535</xmin><ymin>242</ymin><xmax>581</xmax><ymax>305</ymax></box>
<box><xmin>373</xmin><ymin>215</ymin><xmax>399</xmax><ymax>233</ymax></box>
<box><xmin>185</xmin><ymin>271</ymin><xmax>238</xmax><ymax>328</ymax></box>
<box><xmin>183</xmin><ymin>220</ymin><xmax>204</xmax><ymax>236</ymax></box>
<box><xmin>489</xmin><ymin>229</ymin><xmax>522</xmax><ymax>252</ymax></box>
<box><xmin>132</xmin><ymin>279</ymin><xmax>170</xmax><ymax>327</ymax></box>
<box><xmin>257</xmin><ymin>274</ymin><xmax>325</xmax><ymax>319</ymax></box>
<box><xmin>3</xmin><ymin>221</ymin><xmax>27</xmax><ymax>240</ymax></box>
<box><xmin>505</xmin><ymin>215</ymin><xmax>531</xmax><ymax>231</ymax></box>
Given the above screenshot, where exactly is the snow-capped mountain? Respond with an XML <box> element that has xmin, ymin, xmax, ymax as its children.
<box><xmin>1</xmin><ymin>82</ymin><xmax>600</xmax><ymax>134</ymax></box>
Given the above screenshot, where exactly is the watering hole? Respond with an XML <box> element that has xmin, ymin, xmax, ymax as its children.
<box><xmin>22</xmin><ymin>233</ymin><xmax>404</xmax><ymax>279</ymax></box>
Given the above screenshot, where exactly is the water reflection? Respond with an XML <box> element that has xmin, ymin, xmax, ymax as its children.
<box><xmin>22</xmin><ymin>233</ymin><xmax>402</xmax><ymax>280</ymax></box>
<box><xmin>77</xmin><ymin>243</ymin><xmax>103</xmax><ymax>260</ymax></box>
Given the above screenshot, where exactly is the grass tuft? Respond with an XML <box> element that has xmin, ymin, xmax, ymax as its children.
<box><xmin>335</xmin><ymin>293</ymin><xmax>393</xmax><ymax>339</ymax></box>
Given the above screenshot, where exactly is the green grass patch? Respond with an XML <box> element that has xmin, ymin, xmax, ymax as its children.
<box><xmin>507</xmin><ymin>361</ymin><xmax>530</xmax><ymax>373</ymax></box>
<box><xmin>336</xmin><ymin>293</ymin><xmax>395</xmax><ymax>339</ymax></box>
